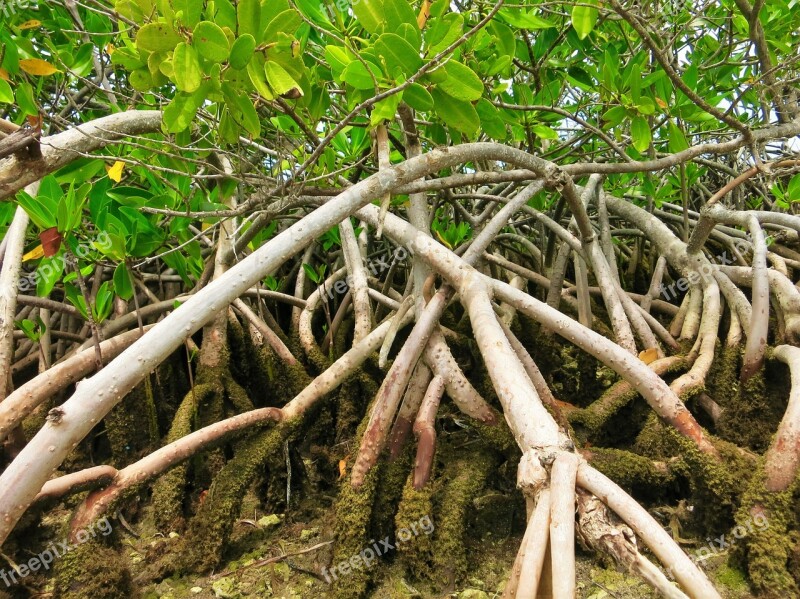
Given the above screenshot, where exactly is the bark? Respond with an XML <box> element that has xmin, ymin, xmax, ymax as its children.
<box><xmin>0</xmin><ymin>112</ymin><xmax>163</xmax><ymax>200</ymax></box>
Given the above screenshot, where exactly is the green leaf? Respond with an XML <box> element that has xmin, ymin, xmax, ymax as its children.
<box><xmin>530</xmin><ymin>124</ymin><xmax>558</xmax><ymax>140</ymax></box>
<box><xmin>602</xmin><ymin>105</ymin><xmax>627</xmax><ymax>129</ymax></box>
<box><xmin>163</xmin><ymin>83</ymin><xmax>210</xmax><ymax>133</ymax></box>
<box><xmin>352</xmin><ymin>0</ymin><xmax>419</xmax><ymax>42</ymax></box>
<box><xmin>636</xmin><ymin>97</ymin><xmax>657</xmax><ymax>115</ymax></box>
<box><xmin>630</xmin><ymin>116</ymin><xmax>651</xmax><ymax>153</ymax></box>
<box><xmin>325</xmin><ymin>45</ymin><xmax>352</xmax><ymax>79</ymax></box>
<box><xmin>370</xmin><ymin>93</ymin><xmax>402</xmax><ymax>125</ymax></box>
<box><xmin>476</xmin><ymin>99</ymin><xmax>506</xmax><ymax>140</ymax></box>
<box><xmin>237</xmin><ymin>0</ymin><xmax>261</xmax><ymax>39</ymax></box>
<box><xmin>16</xmin><ymin>190</ymin><xmax>57</xmax><ymax>229</ymax></box>
<box><xmin>223</xmin><ymin>86</ymin><xmax>261</xmax><ymax>136</ymax></box>
<box><xmin>787</xmin><ymin>173</ymin><xmax>800</xmax><ymax>201</ymax></box>
<box><xmin>229</xmin><ymin>34</ymin><xmax>256</xmax><ymax>69</ymax></box>
<box><xmin>36</xmin><ymin>257</ymin><xmax>64</xmax><ymax>297</ymax></box>
<box><xmin>302</xmin><ymin>262</ymin><xmax>319</xmax><ymax>284</ymax></box>
<box><xmin>572</xmin><ymin>2</ymin><xmax>599</xmax><ymax>40</ymax></box>
<box><xmin>668</xmin><ymin>122</ymin><xmax>689</xmax><ymax>153</ymax></box>
<box><xmin>219</xmin><ymin>107</ymin><xmax>240</xmax><ymax>143</ymax></box>
<box><xmin>431</xmin><ymin>88</ymin><xmax>479</xmax><ymax>136</ymax></box>
<box><xmin>341</xmin><ymin>61</ymin><xmax>377</xmax><ymax>90</ymax></box>
<box><xmin>15</xmin><ymin>83</ymin><xmax>38</xmax><ymax>116</ymax></box>
<box><xmin>113</xmin><ymin>263</ymin><xmax>134</xmax><ymax>300</ymax></box>
<box><xmin>193</xmin><ymin>21</ymin><xmax>230</xmax><ymax>63</ymax></box>
<box><xmin>293</xmin><ymin>0</ymin><xmax>331</xmax><ymax>27</ymax></box>
<box><xmin>262</xmin><ymin>9</ymin><xmax>302</xmax><ymax>42</ymax></box>
<box><xmin>0</xmin><ymin>79</ymin><xmax>12</xmax><ymax>104</ymax></box>
<box><xmin>374</xmin><ymin>33</ymin><xmax>422</xmax><ymax>77</ymax></box>
<box><xmin>403</xmin><ymin>83</ymin><xmax>433</xmax><ymax>111</ymax></box>
<box><xmin>65</xmin><ymin>283</ymin><xmax>89</xmax><ymax>320</ymax></box>
<box><xmin>425</xmin><ymin>13</ymin><xmax>464</xmax><ymax>55</ymax></box>
<box><xmin>174</xmin><ymin>0</ymin><xmax>202</xmax><ymax>27</ymax></box>
<box><xmin>173</xmin><ymin>43</ymin><xmax>202</xmax><ymax>92</ymax></box>
<box><xmin>248</xmin><ymin>58</ymin><xmax>274</xmax><ymax>99</ymax></box>
<box><xmin>435</xmin><ymin>61</ymin><xmax>483</xmax><ymax>101</ymax></box>
<box><xmin>497</xmin><ymin>8</ymin><xmax>555</xmax><ymax>30</ymax></box>
<box><xmin>93</xmin><ymin>281</ymin><xmax>114</xmax><ymax>322</ymax></box>
<box><xmin>265</xmin><ymin>60</ymin><xmax>303</xmax><ymax>96</ymax></box>
<box><xmin>129</xmin><ymin>68</ymin><xmax>153</xmax><ymax>91</ymax></box>
<box><xmin>136</xmin><ymin>22</ymin><xmax>181</xmax><ymax>53</ymax></box>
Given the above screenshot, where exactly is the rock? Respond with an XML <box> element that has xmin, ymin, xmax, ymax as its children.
<box><xmin>257</xmin><ymin>514</ymin><xmax>283</xmax><ymax>529</ymax></box>
<box><xmin>212</xmin><ymin>577</ymin><xmax>239</xmax><ymax>598</ymax></box>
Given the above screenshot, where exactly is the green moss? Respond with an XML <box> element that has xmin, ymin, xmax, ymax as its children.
<box><xmin>583</xmin><ymin>447</ymin><xmax>677</xmax><ymax>500</ymax></box>
<box><xmin>631</xmin><ymin>414</ymin><xmax>682</xmax><ymax>460</ymax></box>
<box><xmin>329</xmin><ymin>465</ymin><xmax>380</xmax><ymax>599</ymax></box>
<box><xmin>52</xmin><ymin>539</ymin><xmax>133</xmax><ymax>599</ymax></box>
<box><xmin>714</xmin><ymin>563</ymin><xmax>749</xmax><ymax>592</ymax></box>
<box><xmin>734</xmin><ymin>464</ymin><xmax>799</xmax><ymax>596</ymax></box>
<box><xmin>150</xmin><ymin>382</ymin><xmax>213</xmax><ymax>532</ymax></box>
<box><xmin>706</xmin><ymin>345</ymin><xmax>740</xmax><ymax>408</ymax></box>
<box><xmin>431</xmin><ymin>448</ymin><xmax>496</xmax><ymax>590</ymax></box>
<box><xmin>395</xmin><ymin>471</ymin><xmax>436</xmax><ymax>581</ymax></box>
<box><xmin>371</xmin><ymin>445</ymin><xmax>413</xmax><ymax>541</ymax></box>
<box><xmin>717</xmin><ymin>371</ymin><xmax>776</xmax><ymax>451</ymax></box>
<box><xmin>104</xmin><ymin>379</ymin><xmax>160</xmax><ymax>465</ymax></box>
<box><xmin>670</xmin><ymin>430</ymin><xmax>753</xmax><ymax>532</ymax></box>
<box><xmin>176</xmin><ymin>418</ymin><xmax>304</xmax><ymax>573</ymax></box>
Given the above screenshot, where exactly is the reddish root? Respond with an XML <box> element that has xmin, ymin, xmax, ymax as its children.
<box><xmin>412</xmin><ymin>374</ymin><xmax>444</xmax><ymax>489</ymax></box>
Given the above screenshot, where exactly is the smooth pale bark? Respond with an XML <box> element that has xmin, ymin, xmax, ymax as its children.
<box><xmin>0</xmin><ymin>111</ymin><xmax>162</xmax><ymax>200</ymax></box>
<box><xmin>34</xmin><ymin>465</ymin><xmax>117</xmax><ymax>503</ymax></box>
<box><xmin>339</xmin><ymin>217</ymin><xmax>372</xmax><ymax>344</ymax></box>
<box><xmin>574</xmin><ymin>251</ymin><xmax>593</xmax><ymax>328</ymax></box>
<box><xmin>0</xmin><ymin>143</ymin><xmax>557</xmax><ymax>545</ymax></box>
<box><xmin>0</xmin><ymin>206</ymin><xmax>31</xmax><ymax>402</ymax></box>
<box><xmin>0</xmin><ymin>325</ymin><xmax>154</xmax><ymax>443</ymax></box>
<box><xmin>764</xmin><ymin>345</ymin><xmax>800</xmax><ymax>492</ymax></box>
<box><xmin>641</xmin><ymin>256</ymin><xmax>667</xmax><ymax>313</ymax></box>
<box><xmin>423</xmin><ymin>328</ymin><xmax>495</xmax><ymax>422</ymax></box>
<box><xmin>350</xmin><ymin>289</ymin><xmax>452</xmax><ymax>486</ymax></box>
<box><xmin>515</xmin><ymin>489</ymin><xmax>552</xmax><ymax>598</ymax></box>
<box><xmin>359</xmin><ymin>205</ymin><xmax>717</xmax><ymax>455</ymax></box>
<box><xmin>550</xmin><ymin>453</ymin><xmax>579</xmax><ymax>599</ymax></box>
<box><xmin>720</xmin><ymin>265</ymin><xmax>800</xmax><ymax>342</ymax></box>
<box><xmin>497</xmin><ymin>318</ymin><xmax>558</xmax><ymax>410</ymax></box>
<box><xmin>298</xmin><ymin>267</ymin><xmax>346</xmax><ymax>356</ymax></box>
<box><xmin>742</xmin><ymin>216</ymin><xmax>769</xmax><ymax>380</ymax></box>
<box><xmin>291</xmin><ymin>245</ymin><xmax>315</xmax><ymax>335</ymax></box>
<box><xmin>379</xmin><ymin>295</ymin><xmax>414</xmax><ymax>368</ymax></box>
<box><xmin>492</xmin><ymin>279</ymin><xmax>716</xmax><ymax>455</ymax></box>
<box><xmin>353</xmin><ymin>182</ymin><xmax>547</xmax><ymax>484</ymax></box>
